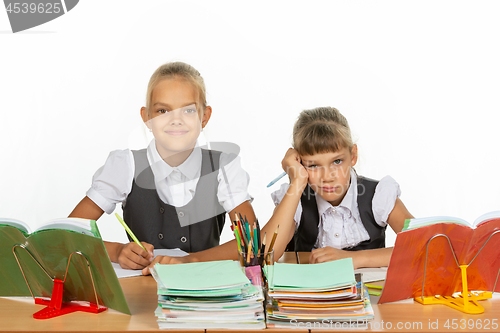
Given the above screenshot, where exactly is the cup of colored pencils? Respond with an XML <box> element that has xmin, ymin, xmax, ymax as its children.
<box><xmin>232</xmin><ymin>214</ymin><xmax>275</xmax><ymax>289</ymax></box>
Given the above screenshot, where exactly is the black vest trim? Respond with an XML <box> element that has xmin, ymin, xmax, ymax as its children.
<box><xmin>122</xmin><ymin>149</ymin><xmax>226</xmax><ymax>252</ymax></box>
<box><xmin>286</xmin><ymin>176</ymin><xmax>386</xmax><ymax>252</ymax></box>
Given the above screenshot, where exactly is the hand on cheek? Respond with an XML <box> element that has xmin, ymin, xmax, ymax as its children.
<box><xmin>282</xmin><ymin>148</ymin><xmax>308</xmax><ymax>186</ymax></box>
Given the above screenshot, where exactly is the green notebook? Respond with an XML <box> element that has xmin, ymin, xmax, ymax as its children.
<box><xmin>272</xmin><ymin>258</ymin><xmax>356</xmax><ymax>291</ymax></box>
<box><xmin>0</xmin><ymin>218</ymin><xmax>130</xmax><ymax>315</ymax></box>
<box><xmin>152</xmin><ymin>260</ymin><xmax>250</xmax><ymax>293</ymax></box>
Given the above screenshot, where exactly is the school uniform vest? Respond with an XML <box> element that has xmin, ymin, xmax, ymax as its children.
<box><xmin>286</xmin><ymin>176</ymin><xmax>386</xmax><ymax>252</ymax></box>
<box><xmin>122</xmin><ymin>149</ymin><xmax>226</xmax><ymax>252</ymax></box>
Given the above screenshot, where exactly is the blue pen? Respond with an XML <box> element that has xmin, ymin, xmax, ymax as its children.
<box><xmin>266</xmin><ymin>171</ymin><xmax>287</xmax><ymax>188</ymax></box>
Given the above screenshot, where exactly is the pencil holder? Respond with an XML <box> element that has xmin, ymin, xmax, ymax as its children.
<box><xmin>238</xmin><ymin>250</ymin><xmax>274</xmax><ymax>289</ymax></box>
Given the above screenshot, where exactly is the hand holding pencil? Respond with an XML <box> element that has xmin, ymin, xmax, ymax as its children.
<box><xmin>114</xmin><ymin>213</ymin><xmax>154</xmax><ymax>270</ymax></box>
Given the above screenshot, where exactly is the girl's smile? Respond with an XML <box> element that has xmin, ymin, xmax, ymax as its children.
<box><xmin>165</xmin><ymin>130</ymin><xmax>189</xmax><ymax>136</ymax></box>
<box><xmin>140</xmin><ymin>77</ymin><xmax>211</xmax><ymax>166</ymax></box>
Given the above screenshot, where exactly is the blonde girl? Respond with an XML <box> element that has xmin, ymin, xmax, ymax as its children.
<box><xmin>70</xmin><ymin>62</ymin><xmax>256</xmax><ymax>271</ymax></box>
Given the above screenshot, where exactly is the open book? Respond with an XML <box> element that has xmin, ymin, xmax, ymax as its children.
<box><xmin>0</xmin><ymin>217</ymin><xmax>130</xmax><ymax>315</ymax></box>
<box><xmin>379</xmin><ymin>211</ymin><xmax>500</xmax><ymax>304</ymax></box>
<box><xmin>402</xmin><ymin>211</ymin><xmax>500</xmax><ymax>231</ymax></box>
<box><xmin>0</xmin><ymin>217</ymin><xmax>100</xmax><ymax>236</ymax></box>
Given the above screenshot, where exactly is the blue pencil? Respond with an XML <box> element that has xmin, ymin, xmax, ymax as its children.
<box><xmin>266</xmin><ymin>171</ymin><xmax>287</xmax><ymax>188</ymax></box>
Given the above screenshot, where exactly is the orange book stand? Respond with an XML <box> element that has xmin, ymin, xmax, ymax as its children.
<box><xmin>414</xmin><ymin>233</ymin><xmax>498</xmax><ymax>314</ymax></box>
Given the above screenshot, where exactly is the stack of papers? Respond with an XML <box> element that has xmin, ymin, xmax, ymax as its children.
<box><xmin>266</xmin><ymin>258</ymin><xmax>374</xmax><ymax>329</ymax></box>
<box><xmin>151</xmin><ymin>260</ymin><xmax>265</xmax><ymax>330</ymax></box>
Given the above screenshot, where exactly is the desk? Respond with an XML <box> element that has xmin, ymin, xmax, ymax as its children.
<box><xmin>1</xmin><ymin>253</ymin><xmax>498</xmax><ymax>332</ymax></box>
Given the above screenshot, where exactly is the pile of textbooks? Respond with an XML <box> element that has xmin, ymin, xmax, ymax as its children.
<box><xmin>151</xmin><ymin>260</ymin><xmax>265</xmax><ymax>330</ymax></box>
<box><xmin>266</xmin><ymin>258</ymin><xmax>374</xmax><ymax>329</ymax></box>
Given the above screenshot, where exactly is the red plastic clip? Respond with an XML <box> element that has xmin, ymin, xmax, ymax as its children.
<box><xmin>33</xmin><ymin>279</ymin><xmax>107</xmax><ymax>319</ymax></box>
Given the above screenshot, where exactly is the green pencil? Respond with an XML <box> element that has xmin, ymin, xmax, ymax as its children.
<box><xmin>232</xmin><ymin>221</ymin><xmax>243</xmax><ymax>253</ymax></box>
<box><xmin>115</xmin><ymin>213</ymin><xmax>146</xmax><ymax>252</ymax></box>
<box><xmin>253</xmin><ymin>222</ymin><xmax>258</xmax><ymax>255</ymax></box>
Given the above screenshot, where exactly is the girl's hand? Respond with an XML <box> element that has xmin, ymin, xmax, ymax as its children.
<box><xmin>282</xmin><ymin>148</ymin><xmax>308</xmax><ymax>188</ymax></box>
<box><xmin>116</xmin><ymin>242</ymin><xmax>154</xmax><ymax>270</ymax></box>
<box><xmin>142</xmin><ymin>255</ymin><xmax>190</xmax><ymax>275</ymax></box>
<box><xmin>309</xmin><ymin>247</ymin><xmax>361</xmax><ymax>269</ymax></box>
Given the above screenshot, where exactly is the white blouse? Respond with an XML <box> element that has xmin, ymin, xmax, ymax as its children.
<box><xmin>271</xmin><ymin>170</ymin><xmax>401</xmax><ymax>249</ymax></box>
<box><xmin>87</xmin><ymin>139</ymin><xmax>252</xmax><ymax>214</ymax></box>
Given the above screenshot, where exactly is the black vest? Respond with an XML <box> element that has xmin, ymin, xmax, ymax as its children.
<box><xmin>122</xmin><ymin>149</ymin><xmax>226</xmax><ymax>252</ymax></box>
<box><xmin>286</xmin><ymin>176</ymin><xmax>386</xmax><ymax>252</ymax></box>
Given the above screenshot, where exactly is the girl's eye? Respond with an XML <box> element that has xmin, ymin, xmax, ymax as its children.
<box><xmin>305</xmin><ymin>164</ymin><xmax>317</xmax><ymax>169</ymax></box>
<box><xmin>157</xmin><ymin>109</ymin><xmax>168</xmax><ymax>114</ymax></box>
<box><xmin>333</xmin><ymin>159</ymin><xmax>342</xmax><ymax>165</ymax></box>
<box><xmin>184</xmin><ymin>108</ymin><xmax>197</xmax><ymax>114</ymax></box>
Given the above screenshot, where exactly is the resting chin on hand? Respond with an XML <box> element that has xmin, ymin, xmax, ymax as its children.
<box><xmin>141</xmin><ymin>254</ymin><xmax>193</xmax><ymax>275</ymax></box>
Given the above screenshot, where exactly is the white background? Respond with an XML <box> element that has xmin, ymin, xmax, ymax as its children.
<box><xmin>1</xmin><ymin>1</ymin><xmax>499</xmax><ymax>248</ymax></box>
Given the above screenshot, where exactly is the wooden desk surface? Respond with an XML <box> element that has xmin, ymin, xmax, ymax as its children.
<box><xmin>1</xmin><ymin>253</ymin><xmax>499</xmax><ymax>332</ymax></box>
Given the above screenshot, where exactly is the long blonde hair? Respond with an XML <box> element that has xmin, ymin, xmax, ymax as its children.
<box><xmin>293</xmin><ymin>106</ymin><xmax>354</xmax><ymax>155</ymax></box>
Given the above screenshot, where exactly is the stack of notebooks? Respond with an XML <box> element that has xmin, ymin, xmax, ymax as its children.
<box><xmin>266</xmin><ymin>258</ymin><xmax>374</xmax><ymax>328</ymax></box>
<box><xmin>150</xmin><ymin>260</ymin><xmax>266</xmax><ymax>330</ymax></box>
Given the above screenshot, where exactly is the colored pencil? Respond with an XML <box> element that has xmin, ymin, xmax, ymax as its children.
<box><xmin>231</xmin><ymin>222</ymin><xmax>242</xmax><ymax>253</ymax></box>
<box><xmin>115</xmin><ymin>213</ymin><xmax>146</xmax><ymax>252</ymax></box>
<box><xmin>266</xmin><ymin>171</ymin><xmax>287</xmax><ymax>187</ymax></box>
<box><xmin>246</xmin><ymin>241</ymin><xmax>252</xmax><ymax>264</ymax></box>
<box><xmin>253</xmin><ymin>222</ymin><xmax>259</xmax><ymax>255</ymax></box>
<box><xmin>268</xmin><ymin>225</ymin><xmax>279</xmax><ymax>254</ymax></box>
<box><xmin>235</xmin><ymin>213</ymin><xmax>246</xmax><ymax>247</ymax></box>
<box><xmin>256</xmin><ymin>219</ymin><xmax>261</xmax><ymax>250</ymax></box>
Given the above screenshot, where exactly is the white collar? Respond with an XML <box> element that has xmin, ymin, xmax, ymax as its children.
<box><xmin>147</xmin><ymin>139</ymin><xmax>202</xmax><ymax>183</ymax></box>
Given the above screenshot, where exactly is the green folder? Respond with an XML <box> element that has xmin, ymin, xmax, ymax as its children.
<box><xmin>0</xmin><ymin>218</ymin><xmax>130</xmax><ymax>315</ymax></box>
